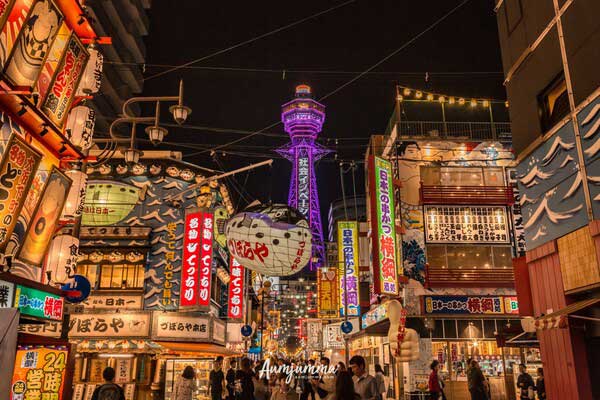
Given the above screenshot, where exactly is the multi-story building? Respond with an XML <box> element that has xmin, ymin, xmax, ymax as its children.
<box><xmin>495</xmin><ymin>1</ymin><xmax>600</xmax><ymax>399</ymax></box>
<box><xmin>327</xmin><ymin>195</ymin><xmax>367</xmax><ymax>242</ymax></box>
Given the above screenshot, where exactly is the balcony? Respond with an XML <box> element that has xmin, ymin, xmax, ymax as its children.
<box><xmin>389</xmin><ymin>120</ymin><xmax>512</xmax><ymax>142</ymax></box>
<box><xmin>420</xmin><ymin>184</ymin><xmax>514</xmax><ymax>205</ymax></box>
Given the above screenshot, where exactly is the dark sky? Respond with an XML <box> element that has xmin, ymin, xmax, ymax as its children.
<box><xmin>141</xmin><ymin>0</ymin><xmax>506</xmax><ymax>236</ymax></box>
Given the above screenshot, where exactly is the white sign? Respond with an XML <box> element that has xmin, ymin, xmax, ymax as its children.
<box><xmin>0</xmin><ymin>279</ymin><xmax>15</xmax><ymax>308</ymax></box>
<box><xmin>81</xmin><ymin>294</ymin><xmax>143</xmax><ymax>310</ymax></box>
<box><xmin>424</xmin><ymin>205</ymin><xmax>510</xmax><ymax>243</ymax></box>
<box><xmin>115</xmin><ymin>358</ymin><xmax>131</xmax><ymax>383</ymax></box>
<box><xmin>153</xmin><ymin>314</ymin><xmax>210</xmax><ymax>341</ymax></box>
<box><xmin>69</xmin><ymin>313</ymin><xmax>151</xmax><ymax>337</ymax></box>
<box><xmin>323</xmin><ymin>324</ymin><xmax>344</xmax><ymax>349</ymax></box>
<box><xmin>306</xmin><ymin>319</ymin><xmax>323</xmax><ymax>350</ymax></box>
<box><xmin>213</xmin><ymin>318</ymin><xmax>226</xmax><ymax>344</ymax></box>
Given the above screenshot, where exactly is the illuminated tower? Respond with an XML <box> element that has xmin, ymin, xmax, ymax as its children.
<box><xmin>276</xmin><ymin>85</ymin><xmax>331</xmax><ymax>269</ymax></box>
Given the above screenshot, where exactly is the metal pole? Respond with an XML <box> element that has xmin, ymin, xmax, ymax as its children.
<box><xmin>260</xmin><ymin>292</ymin><xmax>265</xmax><ymax>360</ymax></box>
<box><xmin>441</xmin><ymin>102</ymin><xmax>447</xmax><ymax>137</ymax></box>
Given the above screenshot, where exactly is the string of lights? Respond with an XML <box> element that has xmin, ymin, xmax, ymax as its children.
<box><xmin>396</xmin><ymin>85</ymin><xmax>509</xmax><ymax>107</ymax></box>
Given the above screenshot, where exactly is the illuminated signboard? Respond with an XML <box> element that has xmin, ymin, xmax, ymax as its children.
<box><xmin>228</xmin><ymin>256</ymin><xmax>244</xmax><ymax>320</ymax></box>
<box><xmin>34</xmin><ymin>22</ymin><xmax>71</xmax><ymax>105</ymax></box>
<box><xmin>297</xmin><ymin>148</ymin><xmax>310</xmax><ymax>216</ymax></box>
<box><xmin>198</xmin><ymin>212</ymin><xmax>213</xmax><ymax>308</ymax></box>
<box><xmin>423</xmin><ymin>295</ymin><xmax>520</xmax><ymax>315</ymax></box>
<box><xmin>317</xmin><ymin>268</ymin><xmax>338</xmax><ymax>318</ymax></box>
<box><xmin>11</xmin><ymin>346</ymin><xmax>68</xmax><ymax>400</ymax></box>
<box><xmin>361</xmin><ymin>303</ymin><xmax>388</xmax><ymax>329</ymax></box>
<box><xmin>338</xmin><ymin>221</ymin><xmax>360</xmax><ymax>316</ymax></box>
<box><xmin>180</xmin><ymin>211</ymin><xmax>202</xmax><ymax>307</ymax></box>
<box><xmin>424</xmin><ymin>206</ymin><xmax>510</xmax><ymax>244</ymax></box>
<box><xmin>0</xmin><ymin>279</ymin><xmax>15</xmax><ymax>308</ymax></box>
<box><xmin>0</xmin><ymin>0</ymin><xmax>35</xmax><ymax>67</ymax></box>
<box><xmin>81</xmin><ymin>181</ymin><xmax>139</xmax><ymax>226</ymax></box>
<box><xmin>14</xmin><ymin>285</ymin><xmax>63</xmax><ymax>321</ymax></box>
<box><xmin>369</xmin><ymin>156</ymin><xmax>399</xmax><ymax>295</ymax></box>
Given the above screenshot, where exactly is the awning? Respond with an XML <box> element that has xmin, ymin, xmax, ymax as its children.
<box><xmin>535</xmin><ymin>297</ymin><xmax>600</xmax><ymax>330</ymax></box>
<box><xmin>72</xmin><ymin>339</ymin><xmax>163</xmax><ymax>353</ymax></box>
<box><xmin>155</xmin><ymin>341</ymin><xmax>239</xmax><ymax>357</ymax></box>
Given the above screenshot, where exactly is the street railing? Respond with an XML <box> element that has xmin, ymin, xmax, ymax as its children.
<box><xmin>387</xmin><ymin>120</ymin><xmax>512</xmax><ymax>142</ymax></box>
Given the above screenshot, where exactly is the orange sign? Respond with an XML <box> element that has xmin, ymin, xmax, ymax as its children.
<box><xmin>11</xmin><ymin>346</ymin><xmax>68</xmax><ymax>400</ymax></box>
<box><xmin>317</xmin><ymin>268</ymin><xmax>339</xmax><ymax>318</ymax></box>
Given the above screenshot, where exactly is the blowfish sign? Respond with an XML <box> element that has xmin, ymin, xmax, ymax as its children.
<box><xmin>338</xmin><ymin>221</ymin><xmax>359</xmax><ymax>316</ymax></box>
<box><xmin>180</xmin><ymin>211</ymin><xmax>213</xmax><ymax>308</ymax></box>
<box><xmin>228</xmin><ymin>256</ymin><xmax>244</xmax><ymax>320</ymax></box>
<box><xmin>369</xmin><ymin>156</ymin><xmax>399</xmax><ymax>295</ymax></box>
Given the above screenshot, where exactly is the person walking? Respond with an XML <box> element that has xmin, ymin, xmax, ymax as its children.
<box><xmin>332</xmin><ymin>371</ymin><xmax>361</xmax><ymax>400</ymax></box>
<box><xmin>374</xmin><ymin>364</ymin><xmax>386</xmax><ymax>400</ymax></box>
<box><xmin>349</xmin><ymin>355</ymin><xmax>378</xmax><ymax>400</ymax></box>
<box><xmin>467</xmin><ymin>359</ymin><xmax>488</xmax><ymax>400</ymax></box>
<box><xmin>253</xmin><ymin>367</ymin><xmax>270</xmax><ymax>400</ymax></box>
<box><xmin>535</xmin><ymin>368</ymin><xmax>546</xmax><ymax>399</ymax></box>
<box><xmin>227</xmin><ymin>360</ymin><xmax>238</xmax><ymax>400</ymax></box>
<box><xmin>209</xmin><ymin>357</ymin><xmax>225</xmax><ymax>400</ymax></box>
<box><xmin>428</xmin><ymin>360</ymin><xmax>446</xmax><ymax>400</ymax></box>
<box><xmin>301</xmin><ymin>360</ymin><xmax>316</xmax><ymax>400</ymax></box>
<box><xmin>236</xmin><ymin>357</ymin><xmax>256</xmax><ymax>400</ymax></box>
<box><xmin>91</xmin><ymin>367</ymin><xmax>125</xmax><ymax>400</ymax></box>
<box><xmin>311</xmin><ymin>357</ymin><xmax>335</xmax><ymax>400</ymax></box>
<box><xmin>173</xmin><ymin>366</ymin><xmax>197</xmax><ymax>400</ymax></box>
<box><xmin>516</xmin><ymin>364</ymin><xmax>535</xmax><ymax>400</ymax></box>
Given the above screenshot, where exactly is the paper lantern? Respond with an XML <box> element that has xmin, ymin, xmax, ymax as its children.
<box><xmin>65</xmin><ymin>105</ymin><xmax>95</xmax><ymax>150</ymax></box>
<box><xmin>61</xmin><ymin>170</ymin><xmax>88</xmax><ymax>219</ymax></box>
<box><xmin>77</xmin><ymin>46</ymin><xmax>103</xmax><ymax>95</ymax></box>
<box><xmin>44</xmin><ymin>234</ymin><xmax>80</xmax><ymax>284</ymax></box>
<box><xmin>225</xmin><ymin>204</ymin><xmax>312</xmax><ymax>276</ymax></box>
<box><xmin>387</xmin><ymin>300</ymin><xmax>420</xmax><ymax>361</ymax></box>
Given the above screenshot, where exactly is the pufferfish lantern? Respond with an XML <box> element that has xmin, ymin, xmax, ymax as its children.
<box><xmin>225</xmin><ymin>204</ymin><xmax>312</xmax><ymax>276</ymax></box>
<box><xmin>387</xmin><ymin>300</ymin><xmax>420</xmax><ymax>362</ymax></box>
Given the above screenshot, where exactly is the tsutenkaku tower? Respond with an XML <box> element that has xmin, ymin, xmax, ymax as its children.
<box><xmin>276</xmin><ymin>85</ymin><xmax>331</xmax><ymax>270</ymax></box>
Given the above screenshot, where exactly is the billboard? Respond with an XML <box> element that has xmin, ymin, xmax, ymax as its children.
<box><xmin>180</xmin><ymin>211</ymin><xmax>203</xmax><ymax>307</ymax></box>
<box><xmin>338</xmin><ymin>221</ymin><xmax>359</xmax><ymax>316</ymax></box>
<box><xmin>317</xmin><ymin>268</ymin><xmax>338</xmax><ymax>318</ymax></box>
<box><xmin>0</xmin><ymin>0</ymin><xmax>34</xmax><ymax>67</ymax></box>
<box><xmin>11</xmin><ymin>346</ymin><xmax>68</xmax><ymax>400</ymax></box>
<box><xmin>423</xmin><ymin>295</ymin><xmax>520</xmax><ymax>315</ymax></box>
<box><xmin>424</xmin><ymin>206</ymin><xmax>510</xmax><ymax>244</ymax></box>
<box><xmin>14</xmin><ymin>284</ymin><xmax>63</xmax><ymax>320</ymax></box>
<box><xmin>34</xmin><ymin>21</ymin><xmax>70</xmax><ymax>105</ymax></box>
<box><xmin>227</xmin><ymin>256</ymin><xmax>244</xmax><ymax>320</ymax></box>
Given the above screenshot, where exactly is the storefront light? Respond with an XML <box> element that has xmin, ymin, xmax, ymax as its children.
<box><xmin>123</xmin><ymin>148</ymin><xmax>142</xmax><ymax>164</ymax></box>
<box><xmin>145</xmin><ymin>125</ymin><xmax>168</xmax><ymax>145</ymax></box>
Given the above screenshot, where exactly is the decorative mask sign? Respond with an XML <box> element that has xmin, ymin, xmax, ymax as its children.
<box><xmin>338</xmin><ymin>221</ymin><xmax>360</xmax><ymax>316</ymax></box>
<box><xmin>180</xmin><ymin>211</ymin><xmax>203</xmax><ymax>307</ymax></box>
<box><xmin>369</xmin><ymin>156</ymin><xmax>399</xmax><ymax>295</ymax></box>
<box><xmin>387</xmin><ymin>300</ymin><xmax>419</xmax><ymax>362</ymax></box>
<box><xmin>198</xmin><ymin>212</ymin><xmax>213</xmax><ymax>308</ymax></box>
<box><xmin>228</xmin><ymin>256</ymin><xmax>244</xmax><ymax>320</ymax></box>
<box><xmin>226</xmin><ymin>204</ymin><xmax>312</xmax><ymax>276</ymax></box>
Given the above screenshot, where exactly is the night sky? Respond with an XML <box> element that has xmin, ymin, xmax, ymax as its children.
<box><xmin>141</xmin><ymin>0</ymin><xmax>506</xmax><ymax>236</ymax></box>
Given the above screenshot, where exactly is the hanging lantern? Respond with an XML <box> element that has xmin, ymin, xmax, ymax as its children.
<box><xmin>77</xmin><ymin>46</ymin><xmax>103</xmax><ymax>95</ymax></box>
<box><xmin>65</xmin><ymin>105</ymin><xmax>95</xmax><ymax>150</ymax></box>
<box><xmin>225</xmin><ymin>204</ymin><xmax>312</xmax><ymax>276</ymax></box>
<box><xmin>62</xmin><ymin>169</ymin><xmax>88</xmax><ymax>219</ymax></box>
<box><xmin>44</xmin><ymin>234</ymin><xmax>80</xmax><ymax>284</ymax></box>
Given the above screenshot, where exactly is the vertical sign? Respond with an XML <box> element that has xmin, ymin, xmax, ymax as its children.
<box><xmin>228</xmin><ymin>256</ymin><xmax>244</xmax><ymax>320</ymax></box>
<box><xmin>317</xmin><ymin>268</ymin><xmax>338</xmax><ymax>318</ymax></box>
<box><xmin>180</xmin><ymin>211</ymin><xmax>202</xmax><ymax>307</ymax></box>
<box><xmin>297</xmin><ymin>147</ymin><xmax>310</xmax><ymax>216</ymax></box>
<box><xmin>0</xmin><ymin>0</ymin><xmax>34</xmax><ymax>67</ymax></box>
<box><xmin>11</xmin><ymin>346</ymin><xmax>68</xmax><ymax>400</ymax></box>
<box><xmin>198</xmin><ymin>212</ymin><xmax>214</xmax><ymax>307</ymax></box>
<box><xmin>338</xmin><ymin>221</ymin><xmax>360</xmax><ymax>316</ymax></box>
<box><xmin>0</xmin><ymin>133</ymin><xmax>42</xmax><ymax>251</ymax></box>
<box><xmin>369</xmin><ymin>156</ymin><xmax>399</xmax><ymax>295</ymax></box>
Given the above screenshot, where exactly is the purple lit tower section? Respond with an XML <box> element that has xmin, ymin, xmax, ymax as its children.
<box><xmin>276</xmin><ymin>85</ymin><xmax>331</xmax><ymax>270</ymax></box>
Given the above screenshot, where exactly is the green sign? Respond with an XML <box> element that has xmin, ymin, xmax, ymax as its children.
<box><xmin>14</xmin><ymin>285</ymin><xmax>64</xmax><ymax>321</ymax></box>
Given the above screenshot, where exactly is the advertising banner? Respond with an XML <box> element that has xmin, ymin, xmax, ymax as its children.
<box><xmin>11</xmin><ymin>346</ymin><xmax>68</xmax><ymax>400</ymax></box>
<box><xmin>69</xmin><ymin>312</ymin><xmax>151</xmax><ymax>337</ymax></box>
<box><xmin>0</xmin><ymin>133</ymin><xmax>42</xmax><ymax>251</ymax></box>
<box><xmin>317</xmin><ymin>268</ymin><xmax>338</xmax><ymax>318</ymax></box>
<box><xmin>80</xmin><ymin>294</ymin><xmax>143</xmax><ymax>310</ymax></box>
<box><xmin>369</xmin><ymin>156</ymin><xmax>399</xmax><ymax>295</ymax></box>
<box><xmin>0</xmin><ymin>0</ymin><xmax>34</xmax><ymax>67</ymax></box>
<box><xmin>152</xmin><ymin>313</ymin><xmax>210</xmax><ymax>342</ymax></box>
<box><xmin>361</xmin><ymin>303</ymin><xmax>388</xmax><ymax>329</ymax></box>
<box><xmin>180</xmin><ymin>211</ymin><xmax>203</xmax><ymax>307</ymax></box>
<box><xmin>228</xmin><ymin>256</ymin><xmax>244</xmax><ymax>320</ymax></box>
<box><xmin>306</xmin><ymin>319</ymin><xmax>322</xmax><ymax>351</ymax></box>
<box><xmin>297</xmin><ymin>147</ymin><xmax>310</xmax><ymax>216</ymax></box>
<box><xmin>17</xmin><ymin>167</ymin><xmax>72</xmax><ymax>266</ymax></box>
<box><xmin>14</xmin><ymin>284</ymin><xmax>63</xmax><ymax>320</ymax></box>
<box><xmin>338</xmin><ymin>221</ymin><xmax>360</xmax><ymax>316</ymax></box>
<box><xmin>423</xmin><ymin>295</ymin><xmax>520</xmax><ymax>315</ymax></box>
<box><xmin>198</xmin><ymin>212</ymin><xmax>213</xmax><ymax>307</ymax></box>
<box><xmin>41</xmin><ymin>33</ymin><xmax>88</xmax><ymax>127</ymax></box>
<box><xmin>34</xmin><ymin>21</ymin><xmax>70</xmax><ymax>104</ymax></box>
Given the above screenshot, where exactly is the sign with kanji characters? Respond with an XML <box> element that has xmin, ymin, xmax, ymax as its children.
<box><xmin>368</xmin><ymin>156</ymin><xmax>399</xmax><ymax>295</ymax></box>
<box><xmin>14</xmin><ymin>285</ymin><xmax>63</xmax><ymax>321</ymax></box>
<box><xmin>68</xmin><ymin>312</ymin><xmax>151</xmax><ymax>337</ymax></box>
<box><xmin>152</xmin><ymin>313</ymin><xmax>210</xmax><ymax>341</ymax></box>
<box><xmin>423</xmin><ymin>296</ymin><xmax>520</xmax><ymax>315</ymax></box>
<box><xmin>317</xmin><ymin>268</ymin><xmax>338</xmax><ymax>318</ymax></box>
<box><xmin>228</xmin><ymin>256</ymin><xmax>244</xmax><ymax>320</ymax></box>
<box><xmin>323</xmin><ymin>323</ymin><xmax>344</xmax><ymax>349</ymax></box>
<box><xmin>180</xmin><ymin>211</ymin><xmax>203</xmax><ymax>307</ymax></box>
<box><xmin>338</xmin><ymin>221</ymin><xmax>360</xmax><ymax>316</ymax></box>
<box><xmin>297</xmin><ymin>149</ymin><xmax>310</xmax><ymax>216</ymax></box>
<box><xmin>424</xmin><ymin>206</ymin><xmax>510</xmax><ymax>244</ymax></box>
<box><xmin>0</xmin><ymin>133</ymin><xmax>42</xmax><ymax>251</ymax></box>
<box><xmin>198</xmin><ymin>212</ymin><xmax>214</xmax><ymax>307</ymax></box>
<box><xmin>80</xmin><ymin>294</ymin><xmax>143</xmax><ymax>310</ymax></box>
<box><xmin>11</xmin><ymin>346</ymin><xmax>68</xmax><ymax>400</ymax></box>
<box><xmin>0</xmin><ymin>279</ymin><xmax>15</xmax><ymax>309</ymax></box>
<box><xmin>18</xmin><ymin>321</ymin><xmax>61</xmax><ymax>337</ymax></box>
<box><xmin>306</xmin><ymin>319</ymin><xmax>322</xmax><ymax>351</ymax></box>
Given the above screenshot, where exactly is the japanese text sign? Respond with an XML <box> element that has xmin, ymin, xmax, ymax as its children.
<box><xmin>338</xmin><ymin>221</ymin><xmax>360</xmax><ymax>316</ymax></box>
<box><xmin>81</xmin><ymin>294</ymin><xmax>142</xmax><ymax>310</ymax></box>
<box><xmin>424</xmin><ymin>206</ymin><xmax>509</xmax><ymax>244</ymax></box>
<box><xmin>297</xmin><ymin>149</ymin><xmax>310</xmax><ymax>216</ymax></box>
<box><xmin>68</xmin><ymin>312</ymin><xmax>151</xmax><ymax>337</ymax></box>
<box><xmin>198</xmin><ymin>212</ymin><xmax>213</xmax><ymax>307</ymax></box>
<box><xmin>14</xmin><ymin>285</ymin><xmax>63</xmax><ymax>321</ymax></box>
<box><xmin>228</xmin><ymin>256</ymin><xmax>244</xmax><ymax>320</ymax></box>
<box><xmin>423</xmin><ymin>295</ymin><xmax>520</xmax><ymax>315</ymax></box>
<box><xmin>11</xmin><ymin>346</ymin><xmax>68</xmax><ymax>400</ymax></box>
<box><xmin>153</xmin><ymin>313</ymin><xmax>210</xmax><ymax>341</ymax></box>
<box><xmin>0</xmin><ymin>279</ymin><xmax>15</xmax><ymax>308</ymax></box>
<box><xmin>317</xmin><ymin>268</ymin><xmax>338</xmax><ymax>318</ymax></box>
<box><xmin>180</xmin><ymin>211</ymin><xmax>202</xmax><ymax>307</ymax></box>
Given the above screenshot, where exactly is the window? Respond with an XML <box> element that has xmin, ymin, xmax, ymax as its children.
<box><xmin>539</xmin><ymin>74</ymin><xmax>570</xmax><ymax>132</ymax></box>
<box><xmin>78</xmin><ymin>263</ymin><xmax>144</xmax><ymax>289</ymax></box>
<box><xmin>427</xmin><ymin>245</ymin><xmax>513</xmax><ymax>270</ymax></box>
<box><xmin>421</xmin><ymin>166</ymin><xmax>506</xmax><ymax>186</ymax></box>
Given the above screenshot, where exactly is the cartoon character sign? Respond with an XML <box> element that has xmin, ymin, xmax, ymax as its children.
<box><xmin>225</xmin><ymin>204</ymin><xmax>312</xmax><ymax>276</ymax></box>
<box><xmin>387</xmin><ymin>300</ymin><xmax>420</xmax><ymax>361</ymax></box>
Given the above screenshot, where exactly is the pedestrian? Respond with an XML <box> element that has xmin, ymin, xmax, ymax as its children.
<box><xmin>209</xmin><ymin>356</ymin><xmax>225</xmax><ymax>400</ymax></box>
<box><xmin>301</xmin><ymin>360</ymin><xmax>316</xmax><ymax>400</ymax></box>
<box><xmin>428</xmin><ymin>360</ymin><xmax>446</xmax><ymax>400</ymax></box>
<box><xmin>227</xmin><ymin>360</ymin><xmax>238</xmax><ymax>400</ymax></box>
<box><xmin>535</xmin><ymin>368</ymin><xmax>545</xmax><ymax>399</ymax></box>
<box><xmin>467</xmin><ymin>359</ymin><xmax>487</xmax><ymax>400</ymax></box>
<box><xmin>516</xmin><ymin>364</ymin><xmax>535</xmax><ymax>400</ymax></box>
<box><xmin>337</xmin><ymin>362</ymin><xmax>346</xmax><ymax>375</ymax></box>
<box><xmin>374</xmin><ymin>364</ymin><xmax>386</xmax><ymax>400</ymax></box>
<box><xmin>253</xmin><ymin>366</ymin><xmax>270</xmax><ymax>400</ymax></box>
<box><xmin>332</xmin><ymin>371</ymin><xmax>361</xmax><ymax>400</ymax></box>
<box><xmin>311</xmin><ymin>357</ymin><xmax>335</xmax><ymax>399</ymax></box>
<box><xmin>91</xmin><ymin>367</ymin><xmax>125</xmax><ymax>400</ymax></box>
<box><xmin>236</xmin><ymin>357</ymin><xmax>256</xmax><ymax>400</ymax></box>
<box><xmin>173</xmin><ymin>366</ymin><xmax>197</xmax><ymax>400</ymax></box>
<box><xmin>270</xmin><ymin>372</ymin><xmax>290</xmax><ymax>400</ymax></box>
<box><xmin>349</xmin><ymin>355</ymin><xmax>378</xmax><ymax>400</ymax></box>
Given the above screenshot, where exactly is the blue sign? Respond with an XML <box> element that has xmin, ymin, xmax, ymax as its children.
<box><xmin>341</xmin><ymin>321</ymin><xmax>353</xmax><ymax>334</ymax></box>
<box><xmin>61</xmin><ymin>275</ymin><xmax>91</xmax><ymax>303</ymax></box>
<box><xmin>241</xmin><ymin>324</ymin><xmax>253</xmax><ymax>337</ymax></box>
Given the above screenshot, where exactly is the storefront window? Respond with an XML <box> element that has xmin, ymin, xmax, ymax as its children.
<box><xmin>78</xmin><ymin>263</ymin><xmax>144</xmax><ymax>289</ymax></box>
<box><xmin>427</xmin><ymin>245</ymin><xmax>513</xmax><ymax>269</ymax></box>
<box><xmin>421</xmin><ymin>166</ymin><xmax>506</xmax><ymax>186</ymax></box>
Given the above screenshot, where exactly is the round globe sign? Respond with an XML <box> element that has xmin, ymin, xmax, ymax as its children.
<box><xmin>61</xmin><ymin>275</ymin><xmax>91</xmax><ymax>303</ymax></box>
<box><xmin>341</xmin><ymin>321</ymin><xmax>353</xmax><ymax>334</ymax></box>
<box><xmin>241</xmin><ymin>324</ymin><xmax>253</xmax><ymax>337</ymax></box>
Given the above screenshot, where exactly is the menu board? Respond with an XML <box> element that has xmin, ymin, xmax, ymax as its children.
<box><xmin>424</xmin><ymin>205</ymin><xmax>509</xmax><ymax>244</ymax></box>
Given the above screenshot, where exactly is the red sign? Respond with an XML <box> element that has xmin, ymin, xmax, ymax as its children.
<box><xmin>228</xmin><ymin>256</ymin><xmax>244</xmax><ymax>320</ymax></box>
<box><xmin>180</xmin><ymin>212</ymin><xmax>202</xmax><ymax>307</ymax></box>
<box><xmin>198</xmin><ymin>213</ymin><xmax>213</xmax><ymax>307</ymax></box>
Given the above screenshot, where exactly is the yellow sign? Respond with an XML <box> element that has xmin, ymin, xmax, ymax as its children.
<box><xmin>11</xmin><ymin>346</ymin><xmax>68</xmax><ymax>400</ymax></box>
